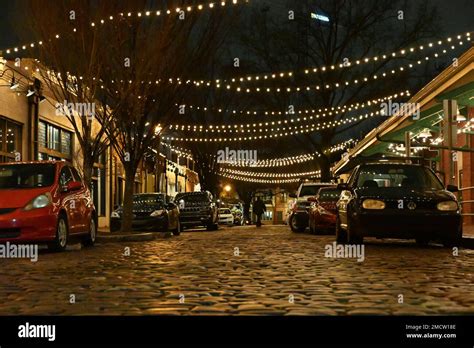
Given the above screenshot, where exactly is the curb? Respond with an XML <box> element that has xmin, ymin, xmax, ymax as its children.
<box><xmin>96</xmin><ymin>231</ymin><xmax>172</xmax><ymax>243</ymax></box>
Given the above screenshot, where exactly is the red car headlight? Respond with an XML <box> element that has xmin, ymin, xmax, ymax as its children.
<box><xmin>24</xmin><ymin>193</ymin><xmax>52</xmax><ymax>211</ymax></box>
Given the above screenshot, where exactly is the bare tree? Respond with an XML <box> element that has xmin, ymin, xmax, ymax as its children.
<box><xmin>237</xmin><ymin>0</ymin><xmax>440</xmax><ymax>180</ymax></box>
<box><xmin>27</xmin><ymin>0</ymin><xmax>117</xmax><ymax>188</ymax></box>
<box><xmin>96</xmin><ymin>1</ymin><xmax>240</xmax><ymax>231</ymax></box>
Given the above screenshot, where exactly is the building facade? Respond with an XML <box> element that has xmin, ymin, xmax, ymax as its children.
<box><xmin>0</xmin><ymin>58</ymin><xmax>199</xmax><ymax>230</ymax></box>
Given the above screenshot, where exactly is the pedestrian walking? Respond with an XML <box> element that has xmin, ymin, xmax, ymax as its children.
<box><xmin>253</xmin><ymin>197</ymin><xmax>266</xmax><ymax>227</ymax></box>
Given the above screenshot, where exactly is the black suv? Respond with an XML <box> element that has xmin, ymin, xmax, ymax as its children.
<box><xmin>336</xmin><ymin>162</ymin><xmax>462</xmax><ymax>246</ymax></box>
<box><xmin>175</xmin><ymin>191</ymin><xmax>219</xmax><ymax>230</ymax></box>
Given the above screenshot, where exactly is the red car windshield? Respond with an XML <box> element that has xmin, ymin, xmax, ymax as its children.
<box><xmin>0</xmin><ymin>164</ymin><xmax>56</xmax><ymax>189</ymax></box>
<box><xmin>300</xmin><ymin>185</ymin><xmax>321</xmax><ymax>196</ymax></box>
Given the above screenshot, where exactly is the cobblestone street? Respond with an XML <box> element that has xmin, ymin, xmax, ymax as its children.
<box><xmin>1</xmin><ymin>225</ymin><xmax>473</xmax><ymax>315</ymax></box>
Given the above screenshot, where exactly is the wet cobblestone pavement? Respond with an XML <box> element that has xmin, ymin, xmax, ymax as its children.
<box><xmin>1</xmin><ymin>225</ymin><xmax>473</xmax><ymax>315</ymax></box>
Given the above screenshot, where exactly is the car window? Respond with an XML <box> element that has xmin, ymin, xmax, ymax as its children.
<box><xmin>356</xmin><ymin>165</ymin><xmax>444</xmax><ymax>190</ymax></box>
<box><xmin>59</xmin><ymin>167</ymin><xmax>74</xmax><ymax>187</ymax></box>
<box><xmin>70</xmin><ymin>167</ymin><xmax>82</xmax><ymax>183</ymax></box>
<box><xmin>220</xmin><ymin>209</ymin><xmax>231</xmax><ymax>214</ymax></box>
<box><xmin>299</xmin><ymin>185</ymin><xmax>321</xmax><ymax>196</ymax></box>
<box><xmin>0</xmin><ymin>164</ymin><xmax>56</xmax><ymax>189</ymax></box>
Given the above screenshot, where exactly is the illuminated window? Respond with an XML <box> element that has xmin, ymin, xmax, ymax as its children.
<box><xmin>0</xmin><ymin>116</ymin><xmax>22</xmax><ymax>163</ymax></box>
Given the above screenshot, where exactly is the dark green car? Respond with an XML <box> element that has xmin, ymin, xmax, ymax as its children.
<box><xmin>336</xmin><ymin>162</ymin><xmax>462</xmax><ymax>246</ymax></box>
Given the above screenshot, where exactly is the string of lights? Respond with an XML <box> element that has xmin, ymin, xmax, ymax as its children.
<box><xmin>170</xmin><ymin>92</ymin><xmax>409</xmax><ymax>131</ymax></box>
<box><xmin>217</xmin><ymin>139</ymin><xmax>356</xmax><ymax>167</ymax></box>
<box><xmin>100</xmin><ymin>32</ymin><xmax>471</xmax><ymax>93</ymax></box>
<box><xmin>161</xmin><ymin>142</ymin><xmax>193</xmax><ymax>158</ymax></box>
<box><xmin>160</xmin><ymin>138</ymin><xmax>355</xmax><ymax>168</ymax></box>
<box><xmin>220</xmin><ymin>168</ymin><xmax>321</xmax><ymax>178</ymax></box>
<box><xmin>25</xmin><ymin>32</ymin><xmax>467</xmax><ymax>98</ymax></box>
<box><xmin>214</xmin><ymin>39</ymin><xmax>468</xmax><ymax>93</ymax></box>
<box><xmin>1</xmin><ymin>1</ymin><xmax>250</xmax><ymax>56</ymax></box>
<box><xmin>100</xmin><ymin>32</ymin><xmax>472</xmax><ymax>88</ymax></box>
<box><xmin>219</xmin><ymin>172</ymin><xmax>314</xmax><ymax>184</ymax></box>
<box><xmin>219</xmin><ymin>153</ymin><xmax>318</xmax><ymax>167</ymax></box>
<box><xmin>176</xmin><ymin>90</ymin><xmax>410</xmax><ymax>116</ymax></box>
<box><xmin>209</xmin><ymin>32</ymin><xmax>473</xmax><ymax>86</ymax></box>
<box><xmin>162</xmin><ymin>111</ymin><xmax>378</xmax><ymax>141</ymax></box>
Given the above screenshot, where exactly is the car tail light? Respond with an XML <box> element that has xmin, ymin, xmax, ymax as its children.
<box><xmin>437</xmin><ymin>201</ymin><xmax>458</xmax><ymax>211</ymax></box>
<box><xmin>362</xmin><ymin>199</ymin><xmax>386</xmax><ymax>210</ymax></box>
<box><xmin>24</xmin><ymin>193</ymin><xmax>52</xmax><ymax>211</ymax></box>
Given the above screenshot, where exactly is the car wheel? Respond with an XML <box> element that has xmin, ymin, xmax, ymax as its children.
<box><xmin>335</xmin><ymin>215</ymin><xmax>348</xmax><ymax>244</ymax></box>
<box><xmin>290</xmin><ymin>215</ymin><xmax>305</xmax><ymax>233</ymax></box>
<box><xmin>346</xmin><ymin>216</ymin><xmax>363</xmax><ymax>244</ymax></box>
<box><xmin>172</xmin><ymin>220</ymin><xmax>181</xmax><ymax>236</ymax></box>
<box><xmin>82</xmin><ymin>216</ymin><xmax>97</xmax><ymax>247</ymax></box>
<box><xmin>48</xmin><ymin>215</ymin><xmax>69</xmax><ymax>252</ymax></box>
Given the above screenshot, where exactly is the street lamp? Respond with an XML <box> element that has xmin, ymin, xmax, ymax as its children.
<box><xmin>155</xmin><ymin>124</ymin><xmax>163</xmax><ymax>135</ymax></box>
<box><xmin>224</xmin><ymin>184</ymin><xmax>232</xmax><ymax>193</ymax></box>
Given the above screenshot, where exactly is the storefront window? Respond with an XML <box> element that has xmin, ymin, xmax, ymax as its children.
<box><xmin>47</xmin><ymin>124</ymin><xmax>60</xmax><ymax>151</ymax></box>
<box><xmin>39</xmin><ymin>121</ymin><xmax>72</xmax><ymax>159</ymax></box>
<box><xmin>0</xmin><ymin>116</ymin><xmax>22</xmax><ymax>163</ymax></box>
<box><xmin>61</xmin><ymin>131</ymin><xmax>71</xmax><ymax>155</ymax></box>
<box><xmin>38</xmin><ymin>122</ymin><xmax>46</xmax><ymax>148</ymax></box>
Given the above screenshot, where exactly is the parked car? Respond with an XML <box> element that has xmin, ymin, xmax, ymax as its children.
<box><xmin>288</xmin><ymin>182</ymin><xmax>335</xmax><ymax>233</ymax></box>
<box><xmin>175</xmin><ymin>191</ymin><xmax>219</xmax><ymax>230</ymax></box>
<box><xmin>308</xmin><ymin>186</ymin><xmax>341</xmax><ymax>234</ymax></box>
<box><xmin>110</xmin><ymin>193</ymin><xmax>181</xmax><ymax>235</ymax></box>
<box><xmin>335</xmin><ymin>162</ymin><xmax>462</xmax><ymax>246</ymax></box>
<box><xmin>218</xmin><ymin>208</ymin><xmax>234</xmax><ymax>226</ymax></box>
<box><xmin>0</xmin><ymin>161</ymin><xmax>97</xmax><ymax>251</ymax></box>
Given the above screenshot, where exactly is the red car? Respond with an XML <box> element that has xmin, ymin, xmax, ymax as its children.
<box><xmin>0</xmin><ymin>161</ymin><xmax>97</xmax><ymax>251</ymax></box>
<box><xmin>308</xmin><ymin>186</ymin><xmax>342</xmax><ymax>234</ymax></box>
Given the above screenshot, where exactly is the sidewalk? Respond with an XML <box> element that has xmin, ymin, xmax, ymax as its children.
<box><xmin>97</xmin><ymin>229</ymin><xmax>172</xmax><ymax>243</ymax></box>
<box><xmin>462</xmin><ymin>224</ymin><xmax>474</xmax><ymax>248</ymax></box>
<box><xmin>463</xmin><ymin>224</ymin><xmax>474</xmax><ymax>238</ymax></box>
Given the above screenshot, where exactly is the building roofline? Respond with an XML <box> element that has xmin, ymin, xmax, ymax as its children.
<box><xmin>333</xmin><ymin>44</ymin><xmax>474</xmax><ymax>175</ymax></box>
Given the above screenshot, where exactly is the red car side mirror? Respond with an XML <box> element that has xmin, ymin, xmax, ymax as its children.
<box><xmin>63</xmin><ymin>181</ymin><xmax>82</xmax><ymax>192</ymax></box>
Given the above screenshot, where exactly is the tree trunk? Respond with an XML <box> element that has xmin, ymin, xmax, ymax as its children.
<box><xmin>121</xmin><ymin>165</ymin><xmax>136</xmax><ymax>232</ymax></box>
<box><xmin>319</xmin><ymin>154</ymin><xmax>332</xmax><ymax>182</ymax></box>
<box><xmin>82</xmin><ymin>154</ymin><xmax>94</xmax><ymax>190</ymax></box>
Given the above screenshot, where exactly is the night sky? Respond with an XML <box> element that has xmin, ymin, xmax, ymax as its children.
<box><xmin>1</xmin><ymin>0</ymin><xmax>474</xmax><ymax>50</ymax></box>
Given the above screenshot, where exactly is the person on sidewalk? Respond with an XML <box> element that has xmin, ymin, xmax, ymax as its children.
<box><xmin>253</xmin><ymin>197</ymin><xmax>266</xmax><ymax>227</ymax></box>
